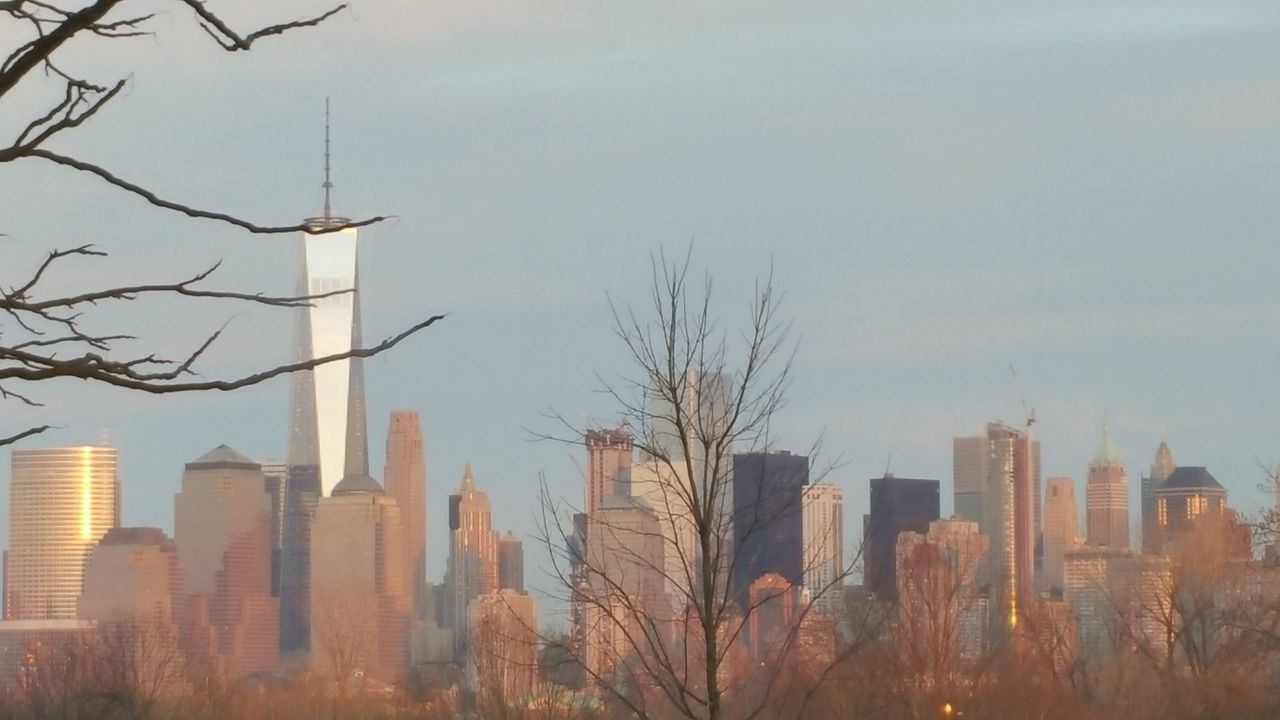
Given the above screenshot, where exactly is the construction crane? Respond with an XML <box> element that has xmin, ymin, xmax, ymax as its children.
<box><xmin>1009</xmin><ymin>364</ymin><xmax>1036</xmax><ymax>431</ymax></box>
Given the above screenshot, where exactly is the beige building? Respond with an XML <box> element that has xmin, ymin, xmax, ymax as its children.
<box><xmin>629</xmin><ymin>460</ymin><xmax>696</xmax><ymax>605</ymax></box>
<box><xmin>896</xmin><ymin>518</ymin><xmax>990</xmax><ymax>669</ymax></box>
<box><xmin>583</xmin><ymin>495</ymin><xmax>670</xmax><ymax>680</ymax></box>
<box><xmin>447</xmin><ymin>464</ymin><xmax>498</xmax><ymax>656</ymax></box>
<box><xmin>984</xmin><ymin>423</ymin><xmax>1036</xmax><ymax>634</ymax></box>
<box><xmin>174</xmin><ymin>445</ymin><xmax>278</xmax><ymax>676</ymax></box>
<box><xmin>384</xmin><ymin>410</ymin><xmax>426</xmax><ymax>617</ymax></box>
<box><xmin>470</xmin><ymin>589</ymin><xmax>538</xmax><ymax>703</ymax></box>
<box><xmin>1042</xmin><ymin>477</ymin><xmax>1080</xmax><ymax>592</ymax></box>
<box><xmin>311</xmin><ymin>472</ymin><xmax>409</xmax><ymax>684</ymax></box>
<box><xmin>1086</xmin><ymin>425</ymin><xmax>1129</xmax><ymax>550</ymax></box>
<box><xmin>77</xmin><ymin>527</ymin><xmax>183</xmax><ymax>625</ymax></box>
<box><xmin>802</xmin><ymin>483</ymin><xmax>844</xmax><ymax>617</ymax></box>
<box><xmin>7</xmin><ymin>445</ymin><xmax>119</xmax><ymax>620</ymax></box>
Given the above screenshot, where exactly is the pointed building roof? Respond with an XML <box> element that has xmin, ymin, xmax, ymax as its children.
<box><xmin>1091</xmin><ymin>424</ymin><xmax>1121</xmax><ymax>466</ymax></box>
<box><xmin>1158</xmin><ymin>466</ymin><xmax>1223</xmax><ymax>492</ymax></box>
<box><xmin>186</xmin><ymin>444</ymin><xmax>260</xmax><ymax>471</ymax></box>
<box><xmin>1151</xmin><ymin>440</ymin><xmax>1175</xmax><ymax>477</ymax></box>
<box><xmin>332</xmin><ymin>472</ymin><xmax>384</xmax><ymax>496</ymax></box>
<box><xmin>460</xmin><ymin>462</ymin><xmax>476</xmax><ymax>491</ymax></box>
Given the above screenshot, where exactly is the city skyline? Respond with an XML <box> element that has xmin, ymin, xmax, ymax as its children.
<box><xmin>4</xmin><ymin>0</ymin><xmax>1280</xmax><ymax>614</ymax></box>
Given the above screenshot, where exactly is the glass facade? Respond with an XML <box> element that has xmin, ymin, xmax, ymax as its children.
<box><xmin>8</xmin><ymin>447</ymin><xmax>119</xmax><ymax>620</ymax></box>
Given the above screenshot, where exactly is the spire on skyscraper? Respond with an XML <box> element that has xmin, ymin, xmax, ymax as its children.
<box><xmin>1152</xmin><ymin>439</ymin><xmax>1174</xmax><ymax>477</ymax></box>
<box><xmin>323</xmin><ymin>96</ymin><xmax>333</xmax><ymax>220</ymax></box>
<box><xmin>461</xmin><ymin>462</ymin><xmax>475</xmax><ymax>491</ymax></box>
<box><xmin>1092</xmin><ymin>423</ymin><xmax>1120</xmax><ymax>466</ymax></box>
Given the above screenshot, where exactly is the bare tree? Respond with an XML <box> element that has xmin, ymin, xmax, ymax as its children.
<box><xmin>535</xmin><ymin>249</ymin><xmax>859</xmax><ymax>720</ymax></box>
<box><xmin>1</xmin><ymin>1</ymin><xmax>441</xmax><ymax>447</ymax></box>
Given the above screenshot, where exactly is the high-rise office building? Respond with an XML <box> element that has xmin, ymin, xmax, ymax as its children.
<box><xmin>280</xmin><ymin>107</ymin><xmax>370</xmax><ymax>653</ymax></box>
<box><xmin>585</xmin><ymin>426</ymin><xmax>633</xmax><ymax>515</ymax></box>
<box><xmin>1041</xmin><ymin>477</ymin><xmax>1079</xmax><ymax>592</ymax></box>
<box><xmin>953</xmin><ymin>436</ymin><xmax>989</xmax><ymax>530</ymax></box>
<box><xmin>630</xmin><ymin>460</ymin><xmax>698</xmax><ymax>605</ymax></box>
<box><xmin>1151</xmin><ymin>466</ymin><xmax>1228</xmax><ymax>553</ymax></box>
<box><xmin>802</xmin><ymin>483</ymin><xmax>844</xmax><ymax>617</ymax></box>
<box><xmin>746</xmin><ymin>572</ymin><xmax>799</xmax><ymax>662</ymax></box>
<box><xmin>8</xmin><ymin>446</ymin><xmax>119</xmax><ymax>620</ymax></box>
<box><xmin>497</xmin><ymin>532</ymin><xmax>525</xmax><ymax>594</ymax></box>
<box><xmin>384</xmin><ymin>411</ymin><xmax>426</xmax><ymax>617</ymax></box>
<box><xmin>260</xmin><ymin>460</ymin><xmax>286</xmax><ymax>598</ymax></box>
<box><xmin>311</xmin><ymin>471</ymin><xmax>409</xmax><ymax>683</ymax></box>
<box><xmin>1085</xmin><ymin>425</ymin><xmax>1129</xmax><ymax>550</ymax></box>
<box><xmin>77</xmin><ymin>527</ymin><xmax>184</xmax><ymax>627</ymax></box>
<box><xmin>446</xmin><ymin>464</ymin><xmax>498</xmax><ymax>654</ymax></box>
<box><xmin>1140</xmin><ymin>441</ymin><xmax>1175</xmax><ymax>552</ymax></box>
<box><xmin>731</xmin><ymin>451</ymin><xmax>807</xmax><ymax>610</ymax></box>
<box><xmin>895</xmin><ymin>518</ymin><xmax>990</xmax><ymax>664</ymax></box>
<box><xmin>985</xmin><ymin>423</ymin><xmax>1035</xmax><ymax>634</ymax></box>
<box><xmin>863</xmin><ymin>474</ymin><xmax>940</xmax><ymax>601</ymax></box>
<box><xmin>175</xmin><ymin>445</ymin><xmax>278</xmax><ymax>675</ymax></box>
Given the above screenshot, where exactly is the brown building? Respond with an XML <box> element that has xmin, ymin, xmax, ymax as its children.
<box><xmin>383</xmin><ymin>410</ymin><xmax>427</xmax><ymax>618</ymax></box>
<box><xmin>746</xmin><ymin>572</ymin><xmax>797</xmax><ymax>662</ymax></box>
<box><xmin>1151</xmin><ymin>466</ymin><xmax>1229</xmax><ymax>554</ymax></box>
<box><xmin>174</xmin><ymin>445</ymin><xmax>278</xmax><ymax>676</ymax></box>
<box><xmin>1085</xmin><ymin>425</ymin><xmax>1129</xmax><ymax>550</ymax></box>
<box><xmin>8</xmin><ymin>446</ymin><xmax>120</xmax><ymax>620</ymax></box>
<box><xmin>311</xmin><ymin>472</ymin><xmax>409</xmax><ymax>684</ymax></box>
<box><xmin>497</xmin><ymin>531</ymin><xmax>524</xmax><ymax>593</ymax></box>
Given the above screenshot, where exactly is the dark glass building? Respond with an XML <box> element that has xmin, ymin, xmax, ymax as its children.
<box><xmin>863</xmin><ymin>474</ymin><xmax>940</xmax><ymax>601</ymax></box>
<box><xmin>731</xmin><ymin>451</ymin><xmax>808</xmax><ymax>609</ymax></box>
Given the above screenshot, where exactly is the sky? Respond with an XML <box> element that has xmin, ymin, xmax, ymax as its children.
<box><xmin>4</xmin><ymin>0</ymin><xmax>1280</xmax><ymax>625</ymax></box>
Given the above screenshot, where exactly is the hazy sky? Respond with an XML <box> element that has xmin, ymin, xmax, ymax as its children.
<box><xmin>5</xmin><ymin>1</ymin><xmax>1280</xmax><ymax>620</ymax></box>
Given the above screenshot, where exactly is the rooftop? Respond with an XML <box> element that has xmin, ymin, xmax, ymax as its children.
<box><xmin>1157</xmin><ymin>466</ymin><xmax>1223</xmax><ymax>492</ymax></box>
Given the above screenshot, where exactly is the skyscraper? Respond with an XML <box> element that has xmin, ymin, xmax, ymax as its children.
<box><xmin>1085</xmin><ymin>425</ymin><xmax>1129</xmax><ymax>550</ymax></box>
<box><xmin>1140</xmin><ymin>441</ymin><xmax>1174</xmax><ymax>552</ymax></box>
<box><xmin>1041</xmin><ymin>476</ymin><xmax>1079</xmax><ymax>592</ymax></box>
<box><xmin>260</xmin><ymin>460</ymin><xmax>286</xmax><ymax>598</ymax></box>
<box><xmin>802</xmin><ymin>483</ymin><xmax>844</xmax><ymax>617</ymax></box>
<box><xmin>497</xmin><ymin>532</ymin><xmax>525</xmax><ymax>593</ymax></box>
<box><xmin>1152</xmin><ymin>466</ymin><xmax>1228</xmax><ymax>553</ymax></box>
<box><xmin>953</xmin><ymin>436</ymin><xmax>989</xmax><ymax>531</ymax></box>
<box><xmin>8</xmin><ymin>446</ymin><xmax>119</xmax><ymax>620</ymax></box>
<box><xmin>446</xmin><ymin>464</ymin><xmax>498</xmax><ymax>654</ymax></box>
<box><xmin>985</xmin><ymin>423</ymin><xmax>1035</xmax><ymax>633</ymax></box>
<box><xmin>470</xmin><ymin>589</ymin><xmax>539</xmax><ymax>702</ymax></box>
<box><xmin>585</xmin><ymin>426</ymin><xmax>633</xmax><ymax>515</ymax></box>
<box><xmin>174</xmin><ymin>445</ymin><xmax>278</xmax><ymax>675</ymax></box>
<box><xmin>311</xmin><ymin>471</ymin><xmax>409</xmax><ymax>683</ymax></box>
<box><xmin>863</xmin><ymin>474</ymin><xmax>940</xmax><ymax>601</ymax></box>
<box><xmin>280</xmin><ymin>106</ymin><xmax>372</xmax><ymax>655</ymax></box>
<box><xmin>77</xmin><ymin>527</ymin><xmax>183</xmax><ymax>627</ymax></box>
<box><xmin>731</xmin><ymin>451</ymin><xmax>807</xmax><ymax>610</ymax></box>
<box><xmin>384</xmin><ymin>411</ymin><xmax>427</xmax><ymax>617</ymax></box>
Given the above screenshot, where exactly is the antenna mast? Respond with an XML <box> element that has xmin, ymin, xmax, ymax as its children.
<box><xmin>323</xmin><ymin>97</ymin><xmax>332</xmax><ymax>220</ymax></box>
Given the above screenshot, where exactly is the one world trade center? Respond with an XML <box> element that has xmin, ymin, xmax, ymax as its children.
<box><xmin>279</xmin><ymin>100</ymin><xmax>369</xmax><ymax>654</ymax></box>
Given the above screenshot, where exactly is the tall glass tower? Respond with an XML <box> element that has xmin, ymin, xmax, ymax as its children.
<box><xmin>280</xmin><ymin>99</ymin><xmax>370</xmax><ymax>654</ymax></box>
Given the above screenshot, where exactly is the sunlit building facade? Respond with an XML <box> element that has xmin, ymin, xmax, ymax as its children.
<box><xmin>77</xmin><ymin>526</ymin><xmax>183</xmax><ymax>626</ymax></box>
<box><xmin>1085</xmin><ymin>425</ymin><xmax>1129</xmax><ymax>550</ymax></box>
<box><xmin>802</xmin><ymin>483</ymin><xmax>844</xmax><ymax>617</ymax></box>
<box><xmin>7</xmin><ymin>446</ymin><xmax>119</xmax><ymax>620</ymax></box>
<box><xmin>1140</xmin><ymin>441</ymin><xmax>1175</xmax><ymax>552</ymax></box>
<box><xmin>447</xmin><ymin>465</ymin><xmax>499</xmax><ymax>654</ymax></box>
<box><xmin>384</xmin><ymin>410</ymin><xmax>427</xmax><ymax>617</ymax></box>
<box><xmin>1042</xmin><ymin>476</ymin><xmax>1080</xmax><ymax>592</ymax></box>
<box><xmin>984</xmin><ymin>423</ymin><xmax>1035</xmax><ymax>634</ymax></box>
<box><xmin>470</xmin><ymin>589</ymin><xmax>539</xmax><ymax>702</ymax></box>
<box><xmin>585</xmin><ymin>426</ymin><xmax>633</xmax><ymax>515</ymax></box>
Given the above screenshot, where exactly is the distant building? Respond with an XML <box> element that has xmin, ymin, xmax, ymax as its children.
<box><xmin>630</xmin><ymin>460</ymin><xmax>697</xmax><ymax>605</ymax></box>
<box><xmin>863</xmin><ymin>474</ymin><xmax>940</xmax><ymax>601</ymax></box>
<box><xmin>446</xmin><ymin>464</ymin><xmax>498</xmax><ymax>656</ymax></box>
<box><xmin>259</xmin><ymin>461</ymin><xmax>287</xmax><ymax>599</ymax></box>
<box><xmin>175</xmin><ymin>445</ymin><xmax>278</xmax><ymax>676</ymax></box>
<box><xmin>1041</xmin><ymin>477</ymin><xmax>1080</xmax><ymax>592</ymax></box>
<box><xmin>8</xmin><ymin>446</ymin><xmax>119</xmax><ymax>620</ymax></box>
<box><xmin>0</xmin><ymin>619</ymin><xmax>93</xmax><ymax>691</ymax></box>
<box><xmin>802</xmin><ymin>484</ymin><xmax>844</xmax><ymax>617</ymax></box>
<box><xmin>585</xmin><ymin>427</ymin><xmax>633</xmax><ymax>515</ymax></box>
<box><xmin>583</xmin><ymin>495</ymin><xmax>669</xmax><ymax>680</ymax></box>
<box><xmin>384</xmin><ymin>411</ymin><xmax>427</xmax><ymax>618</ymax></box>
<box><xmin>1140</xmin><ymin>441</ymin><xmax>1175</xmax><ymax>552</ymax></box>
<box><xmin>310</xmin><ymin>472</ymin><xmax>409</xmax><ymax>683</ymax></box>
<box><xmin>954</xmin><ymin>426</ymin><xmax>1040</xmax><ymax>584</ymax></box>
<box><xmin>77</xmin><ymin>527</ymin><xmax>184</xmax><ymax>626</ymax></box>
<box><xmin>896</xmin><ymin>518</ymin><xmax>990</xmax><ymax>666</ymax></box>
<box><xmin>746</xmin><ymin>572</ymin><xmax>798</xmax><ymax>662</ymax></box>
<box><xmin>470</xmin><ymin>589</ymin><xmax>538</xmax><ymax>703</ymax></box>
<box><xmin>731</xmin><ymin>451</ymin><xmax>807</xmax><ymax>610</ymax></box>
<box><xmin>952</xmin><ymin>436</ymin><xmax>989</xmax><ymax>531</ymax></box>
<box><xmin>1085</xmin><ymin>425</ymin><xmax>1129</xmax><ymax>550</ymax></box>
<box><xmin>983</xmin><ymin>423</ymin><xmax>1036</xmax><ymax>635</ymax></box>
<box><xmin>498</xmin><ymin>532</ymin><xmax>525</xmax><ymax>593</ymax></box>
<box><xmin>1152</xmin><ymin>466</ymin><xmax>1228</xmax><ymax>554</ymax></box>
<box><xmin>1064</xmin><ymin>547</ymin><xmax>1170</xmax><ymax>660</ymax></box>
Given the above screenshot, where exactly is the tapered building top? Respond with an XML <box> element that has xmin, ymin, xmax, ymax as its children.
<box><xmin>1091</xmin><ymin>424</ymin><xmax>1121</xmax><ymax>467</ymax></box>
<box><xmin>460</xmin><ymin>462</ymin><xmax>476</xmax><ymax>492</ymax></box>
<box><xmin>1151</xmin><ymin>440</ymin><xmax>1175</xmax><ymax>480</ymax></box>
